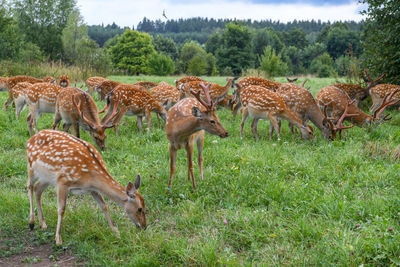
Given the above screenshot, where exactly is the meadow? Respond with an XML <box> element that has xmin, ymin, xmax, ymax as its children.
<box><xmin>1</xmin><ymin>76</ymin><xmax>400</xmax><ymax>266</ymax></box>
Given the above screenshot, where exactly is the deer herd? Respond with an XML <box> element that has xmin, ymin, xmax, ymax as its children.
<box><xmin>1</xmin><ymin>71</ymin><xmax>399</xmax><ymax>244</ymax></box>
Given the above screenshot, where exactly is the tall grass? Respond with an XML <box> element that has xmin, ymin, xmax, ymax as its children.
<box><xmin>1</xmin><ymin>76</ymin><xmax>400</xmax><ymax>265</ymax></box>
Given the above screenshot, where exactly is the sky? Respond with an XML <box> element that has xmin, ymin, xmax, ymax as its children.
<box><xmin>76</xmin><ymin>0</ymin><xmax>366</xmax><ymax>28</ymax></box>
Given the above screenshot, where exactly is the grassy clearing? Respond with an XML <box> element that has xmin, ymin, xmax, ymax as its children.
<box><xmin>1</xmin><ymin>76</ymin><xmax>400</xmax><ymax>265</ymax></box>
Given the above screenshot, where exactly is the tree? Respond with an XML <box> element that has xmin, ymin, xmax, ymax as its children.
<box><xmin>309</xmin><ymin>53</ymin><xmax>337</xmax><ymax>78</ymax></box>
<box><xmin>279</xmin><ymin>27</ymin><xmax>309</xmax><ymax>50</ymax></box>
<box><xmin>177</xmin><ymin>41</ymin><xmax>206</xmax><ymax>74</ymax></box>
<box><xmin>109</xmin><ymin>29</ymin><xmax>155</xmax><ymax>75</ymax></box>
<box><xmin>187</xmin><ymin>56</ymin><xmax>208</xmax><ymax>76</ymax></box>
<box><xmin>153</xmin><ymin>35</ymin><xmax>178</xmax><ymax>60</ymax></box>
<box><xmin>360</xmin><ymin>0</ymin><xmax>400</xmax><ymax>84</ymax></box>
<box><xmin>258</xmin><ymin>46</ymin><xmax>288</xmax><ymax>78</ymax></box>
<box><xmin>148</xmin><ymin>52</ymin><xmax>175</xmax><ymax>76</ymax></box>
<box><xmin>13</xmin><ymin>0</ymin><xmax>76</xmax><ymax>59</ymax></box>
<box><xmin>326</xmin><ymin>24</ymin><xmax>360</xmax><ymax>59</ymax></box>
<box><xmin>0</xmin><ymin>4</ymin><xmax>23</xmax><ymax>60</ymax></box>
<box><xmin>215</xmin><ymin>22</ymin><xmax>254</xmax><ymax>75</ymax></box>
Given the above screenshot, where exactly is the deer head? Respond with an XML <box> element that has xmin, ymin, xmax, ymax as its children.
<box><xmin>324</xmin><ymin>100</ymin><xmax>358</xmax><ymax>139</ymax></box>
<box><xmin>372</xmin><ymin>89</ymin><xmax>400</xmax><ymax>125</ymax></box>
<box><xmin>124</xmin><ymin>175</ymin><xmax>146</xmax><ymax>229</ymax></box>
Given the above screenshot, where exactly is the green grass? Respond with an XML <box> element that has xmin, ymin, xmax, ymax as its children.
<box><xmin>1</xmin><ymin>76</ymin><xmax>400</xmax><ymax>265</ymax></box>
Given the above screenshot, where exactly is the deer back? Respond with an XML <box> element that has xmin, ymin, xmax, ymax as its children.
<box><xmin>85</xmin><ymin>76</ymin><xmax>108</xmax><ymax>89</ymax></box>
<box><xmin>134</xmin><ymin>81</ymin><xmax>159</xmax><ymax>90</ymax></box>
<box><xmin>332</xmin><ymin>83</ymin><xmax>369</xmax><ymax>101</ymax></box>
<box><xmin>238</xmin><ymin>77</ymin><xmax>281</xmax><ymax>92</ymax></box>
<box><xmin>149</xmin><ymin>82</ymin><xmax>180</xmax><ymax>108</ymax></box>
<box><xmin>7</xmin><ymin>75</ymin><xmax>43</xmax><ymax>90</ymax></box>
<box><xmin>25</xmin><ymin>82</ymin><xmax>63</xmax><ymax>104</ymax></box>
<box><xmin>175</xmin><ymin>76</ymin><xmax>205</xmax><ymax>90</ymax></box>
<box><xmin>370</xmin><ymin>84</ymin><xmax>400</xmax><ymax>99</ymax></box>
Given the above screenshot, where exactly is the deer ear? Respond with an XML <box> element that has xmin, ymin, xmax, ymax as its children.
<box><xmin>192</xmin><ymin>106</ymin><xmax>203</xmax><ymax>118</ymax></box>
<box><xmin>126</xmin><ymin>181</ymin><xmax>136</xmax><ymax>198</ymax></box>
<box><xmin>134</xmin><ymin>174</ymin><xmax>141</xmax><ymax>190</ymax></box>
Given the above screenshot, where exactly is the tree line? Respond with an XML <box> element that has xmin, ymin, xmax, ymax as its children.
<box><xmin>0</xmin><ymin>0</ymin><xmax>398</xmax><ymax>84</ymax></box>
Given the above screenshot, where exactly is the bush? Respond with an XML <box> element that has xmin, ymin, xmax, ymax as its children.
<box><xmin>187</xmin><ymin>55</ymin><xmax>207</xmax><ymax>76</ymax></box>
<box><xmin>258</xmin><ymin>46</ymin><xmax>288</xmax><ymax>78</ymax></box>
<box><xmin>309</xmin><ymin>52</ymin><xmax>337</xmax><ymax>77</ymax></box>
<box><xmin>148</xmin><ymin>52</ymin><xmax>175</xmax><ymax>76</ymax></box>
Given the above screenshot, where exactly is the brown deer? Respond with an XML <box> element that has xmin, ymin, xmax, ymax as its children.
<box><xmin>276</xmin><ymin>82</ymin><xmax>333</xmax><ymax>139</ymax></box>
<box><xmin>370</xmin><ymin>84</ymin><xmax>400</xmax><ymax>113</ymax></box>
<box><xmin>52</xmin><ymin>87</ymin><xmax>117</xmax><ymax>150</ymax></box>
<box><xmin>58</xmin><ymin>75</ymin><xmax>70</xmax><ymax>88</ymax></box>
<box><xmin>26</xmin><ymin>129</ymin><xmax>146</xmax><ymax>245</ymax></box>
<box><xmin>100</xmin><ymin>84</ymin><xmax>167</xmax><ymax>133</ymax></box>
<box><xmin>85</xmin><ymin>76</ymin><xmax>108</xmax><ymax>95</ymax></box>
<box><xmin>239</xmin><ymin>85</ymin><xmax>314</xmax><ymax>140</ymax></box>
<box><xmin>134</xmin><ymin>81</ymin><xmax>159</xmax><ymax>90</ymax></box>
<box><xmin>175</xmin><ymin>76</ymin><xmax>206</xmax><ymax>90</ymax></box>
<box><xmin>166</xmin><ymin>83</ymin><xmax>228</xmax><ymax>190</ymax></box>
<box><xmin>42</xmin><ymin>76</ymin><xmax>56</xmax><ymax>84</ymax></box>
<box><xmin>96</xmin><ymin>80</ymin><xmax>121</xmax><ymax>101</ymax></box>
<box><xmin>333</xmin><ymin>70</ymin><xmax>385</xmax><ymax>107</ymax></box>
<box><xmin>6</xmin><ymin>75</ymin><xmax>44</xmax><ymax>90</ymax></box>
<box><xmin>316</xmin><ymin>86</ymin><xmax>399</xmax><ymax>127</ymax></box>
<box><xmin>180</xmin><ymin>77</ymin><xmax>237</xmax><ymax>101</ymax></box>
<box><xmin>4</xmin><ymin>82</ymin><xmax>31</xmax><ymax>118</ymax></box>
<box><xmin>148</xmin><ymin>82</ymin><xmax>180</xmax><ymax>109</ymax></box>
<box><xmin>24</xmin><ymin>82</ymin><xmax>65</xmax><ymax>135</ymax></box>
<box><xmin>0</xmin><ymin>77</ymin><xmax>8</xmax><ymax>91</ymax></box>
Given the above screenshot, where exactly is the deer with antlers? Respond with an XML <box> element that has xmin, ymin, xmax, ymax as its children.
<box><xmin>26</xmin><ymin>129</ymin><xmax>146</xmax><ymax>245</ymax></box>
<box><xmin>332</xmin><ymin>70</ymin><xmax>385</xmax><ymax>107</ymax></box>
<box><xmin>4</xmin><ymin>82</ymin><xmax>31</xmax><ymax>118</ymax></box>
<box><xmin>166</xmin><ymin>83</ymin><xmax>228</xmax><ymax>190</ymax></box>
<box><xmin>237</xmin><ymin>85</ymin><xmax>314</xmax><ymax>140</ymax></box>
<box><xmin>149</xmin><ymin>82</ymin><xmax>180</xmax><ymax>110</ymax></box>
<box><xmin>99</xmin><ymin>84</ymin><xmax>167</xmax><ymax>133</ymax></box>
<box><xmin>52</xmin><ymin>87</ymin><xmax>117</xmax><ymax>150</ymax></box>
<box><xmin>316</xmin><ymin>86</ymin><xmax>399</xmax><ymax>128</ymax></box>
<box><xmin>370</xmin><ymin>84</ymin><xmax>400</xmax><ymax>113</ymax></box>
<box><xmin>275</xmin><ymin>82</ymin><xmax>333</xmax><ymax>139</ymax></box>
<box><xmin>85</xmin><ymin>76</ymin><xmax>108</xmax><ymax>96</ymax></box>
<box><xmin>25</xmin><ymin>82</ymin><xmax>65</xmax><ymax>135</ymax></box>
<box><xmin>96</xmin><ymin>80</ymin><xmax>121</xmax><ymax>101</ymax></box>
<box><xmin>58</xmin><ymin>75</ymin><xmax>70</xmax><ymax>88</ymax></box>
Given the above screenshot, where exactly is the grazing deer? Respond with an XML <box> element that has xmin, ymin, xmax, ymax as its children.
<box><xmin>4</xmin><ymin>82</ymin><xmax>31</xmax><ymax>118</ymax></box>
<box><xmin>26</xmin><ymin>129</ymin><xmax>146</xmax><ymax>245</ymax></box>
<box><xmin>25</xmin><ymin>82</ymin><xmax>65</xmax><ymax>135</ymax></box>
<box><xmin>333</xmin><ymin>70</ymin><xmax>385</xmax><ymax>107</ymax></box>
<box><xmin>149</xmin><ymin>82</ymin><xmax>180</xmax><ymax>109</ymax></box>
<box><xmin>276</xmin><ymin>82</ymin><xmax>333</xmax><ymax>139</ymax></box>
<box><xmin>134</xmin><ymin>81</ymin><xmax>159</xmax><ymax>90</ymax></box>
<box><xmin>166</xmin><ymin>83</ymin><xmax>228</xmax><ymax>190</ymax></box>
<box><xmin>316</xmin><ymin>86</ymin><xmax>399</xmax><ymax>127</ymax></box>
<box><xmin>239</xmin><ymin>85</ymin><xmax>314</xmax><ymax>140</ymax></box>
<box><xmin>85</xmin><ymin>76</ymin><xmax>108</xmax><ymax>96</ymax></box>
<box><xmin>100</xmin><ymin>84</ymin><xmax>167</xmax><ymax>133</ymax></box>
<box><xmin>6</xmin><ymin>75</ymin><xmax>44</xmax><ymax>90</ymax></box>
<box><xmin>175</xmin><ymin>76</ymin><xmax>206</xmax><ymax>90</ymax></box>
<box><xmin>58</xmin><ymin>75</ymin><xmax>70</xmax><ymax>88</ymax></box>
<box><xmin>0</xmin><ymin>77</ymin><xmax>8</xmax><ymax>91</ymax></box>
<box><xmin>232</xmin><ymin>77</ymin><xmax>282</xmax><ymax>118</ymax></box>
<box><xmin>96</xmin><ymin>80</ymin><xmax>121</xmax><ymax>101</ymax></box>
<box><xmin>370</xmin><ymin>84</ymin><xmax>400</xmax><ymax>113</ymax></box>
<box><xmin>52</xmin><ymin>87</ymin><xmax>117</xmax><ymax>150</ymax></box>
<box><xmin>180</xmin><ymin>77</ymin><xmax>237</xmax><ymax>101</ymax></box>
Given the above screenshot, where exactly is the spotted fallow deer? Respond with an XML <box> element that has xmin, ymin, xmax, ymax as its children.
<box><xmin>42</xmin><ymin>76</ymin><xmax>56</xmax><ymax>84</ymax></box>
<box><xmin>0</xmin><ymin>77</ymin><xmax>8</xmax><ymax>91</ymax></box>
<box><xmin>6</xmin><ymin>75</ymin><xmax>44</xmax><ymax>90</ymax></box>
<box><xmin>100</xmin><ymin>84</ymin><xmax>167</xmax><ymax>133</ymax></box>
<box><xmin>85</xmin><ymin>76</ymin><xmax>108</xmax><ymax>96</ymax></box>
<box><xmin>180</xmin><ymin>77</ymin><xmax>237</xmax><ymax>101</ymax></box>
<box><xmin>333</xmin><ymin>70</ymin><xmax>385</xmax><ymax>107</ymax></box>
<box><xmin>25</xmin><ymin>82</ymin><xmax>65</xmax><ymax>135</ymax></box>
<box><xmin>239</xmin><ymin>85</ymin><xmax>314</xmax><ymax>140</ymax></box>
<box><xmin>58</xmin><ymin>75</ymin><xmax>70</xmax><ymax>88</ymax></box>
<box><xmin>175</xmin><ymin>76</ymin><xmax>206</xmax><ymax>91</ymax></box>
<box><xmin>52</xmin><ymin>87</ymin><xmax>117</xmax><ymax>150</ymax></box>
<box><xmin>26</xmin><ymin>129</ymin><xmax>146</xmax><ymax>245</ymax></box>
<box><xmin>232</xmin><ymin>77</ymin><xmax>282</xmax><ymax>118</ymax></box>
<box><xmin>166</xmin><ymin>83</ymin><xmax>228</xmax><ymax>190</ymax></box>
<box><xmin>134</xmin><ymin>81</ymin><xmax>159</xmax><ymax>90</ymax></box>
<box><xmin>96</xmin><ymin>80</ymin><xmax>121</xmax><ymax>101</ymax></box>
<box><xmin>276</xmin><ymin>82</ymin><xmax>333</xmax><ymax>139</ymax></box>
<box><xmin>370</xmin><ymin>84</ymin><xmax>400</xmax><ymax>113</ymax></box>
<box><xmin>316</xmin><ymin>86</ymin><xmax>400</xmax><ymax>127</ymax></box>
<box><xmin>4</xmin><ymin>82</ymin><xmax>31</xmax><ymax>118</ymax></box>
<box><xmin>148</xmin><ymin>82</ymin><xmax>180</xmax><ymax>109</ymax></box>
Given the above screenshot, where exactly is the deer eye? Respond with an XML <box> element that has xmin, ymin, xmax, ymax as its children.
<box><xmin>210</xmin><ymin>120</ymin><xmax>216</xmax><ymax>124</ymax></box>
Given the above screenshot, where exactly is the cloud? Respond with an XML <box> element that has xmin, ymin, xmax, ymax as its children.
<box><xmin>76</xmin><ymin>0</ymin><xmax>364</xmax><ymax>28</ymax></box>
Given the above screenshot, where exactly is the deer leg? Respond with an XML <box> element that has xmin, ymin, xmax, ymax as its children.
<box><xmin>233</xmin><ymin>102</ymin><xmax>242</xmax><ymax>119</ymax></box>
<box><xmin>15</xmin><ymin>98</ymin><xmax>26</xmax><ymax>119</ymax></box>
<box><xmin>34</xmin><ymin>182</ymin><xmax>49</xmax><ymax>230</ymax></box>
<box><xmin>168</xmin><ymin>145</ymin><xmax>177</xmax><ymax>189</ymax></box>
<box><xmin>26</xmin><ymin>112</ymin><xmax>33</xmax><ymax>136</ymax></box>
<box><xmin>268</xmin><ymin>114</ymin><xmax>281</xmax><ymax>140</ymax></box>
<box><xmin>73</xmin><ymin>121</ymin><xmax>80</xmax><ymax>138</ymax></box>
<box><xmin>4</xmin><ymin>95</ymin><xmax>13</xmax><ymax>111</ymax></box>
<box><xmin>62</xmin><ymin>123</ymin><xmax>71</xmax><ymax>133</ymax></box>
<box><xmin>52</xmin><ymin>112</ymin><xmax>62</xmax><ymax>130</ymax></box>
<box><xmin>185</xmin><ymin>143</ymin><xmax>196</xmax><ymax>190</ymax></box>
<box><xmin>27</xmin><ymin>167</ymin><xmax>36</xmax><ymax>230</ymax></box>
<box><xmin>251</xmin><ymin>118</ymin><xmax>260</xmax><ymax>141</ymax></box>
<box><xmin>145</xmin><ymin>109</ymin><xmax>151</xmax><ymax>131</ymax></box>
<box><xmin>240</xmin><ymin>107</ymin><xmax>249</xmax><ymax>137</ymax></box>
<box><xmin>196</xmin><ymin>134</ymin><xmax>204</xmax><ymax>181</ymax></box>
<box><xmin>90</xmin><ymin>191</ymin><xmax>119</xmax><ymax>233</ymax></box>
<box><xmin>55</xmin><ymin>182</ymin><xmax>68</xmax><ymax>245</ymax></box>
<box><xmin>137</xmin><ymin>116</ymin><xmax>143</xmax><ymax>132</ymax></box>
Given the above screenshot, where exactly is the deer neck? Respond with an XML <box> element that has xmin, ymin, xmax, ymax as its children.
<box><xmin>307</xmin><ymin>104</ymin><xmax>328</xmax><ymax>131</ymax></box>
<box><xmin>168</xmin><ymin>115</ymin><xmax>203</xmax><ymax>140</ymax></box>
<box><xmin>91</xmin><ymin>173</ymin><xmax>128</xmax><ymax>206</ymax></box>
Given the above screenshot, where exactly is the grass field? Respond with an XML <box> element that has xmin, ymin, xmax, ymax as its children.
<box><xmin>1</xmin><ymin>76</ymin><xmax>400</xmax><ymax>265</ymax></box>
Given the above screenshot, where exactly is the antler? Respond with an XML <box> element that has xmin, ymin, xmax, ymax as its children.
<box><xmin>363</xmin><ymin>69</ymin><xmax>385</xmax><ymax>87</ymax></box>
<box><xmin>101</xmin><ymin>93</ymin><xmax>120</xmax><ymax>128</ymax></box>
<box><xmin>190</xmin><ymin>83</ymin><xmax>217</xmax><ymax>110</ymax></box>
<box><xmin>72</xmin><ymin>94</ymin><xmax>96</xmax><ymax>129</ymax></box>
<box><xmin>373</xmin><ymin>89</ymin><xmax>400</xmax><ymax>120</ymax></box>
<box><xmin>335</xmin><ymin>100</ymin><xmax>358</xmax><ymax>131</ymax></box>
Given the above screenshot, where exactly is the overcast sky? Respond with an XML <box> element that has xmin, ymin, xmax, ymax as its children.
<box><xmin>76</xmin><ymin>0</ymin><xmax>366</xmax><ymax>28</ymax></box>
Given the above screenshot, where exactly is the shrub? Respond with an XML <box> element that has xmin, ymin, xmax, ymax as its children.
<box><xmin>148</xmin><ymin>52</ymin><xmax>175</xmax><ymax>76</ymax></box>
